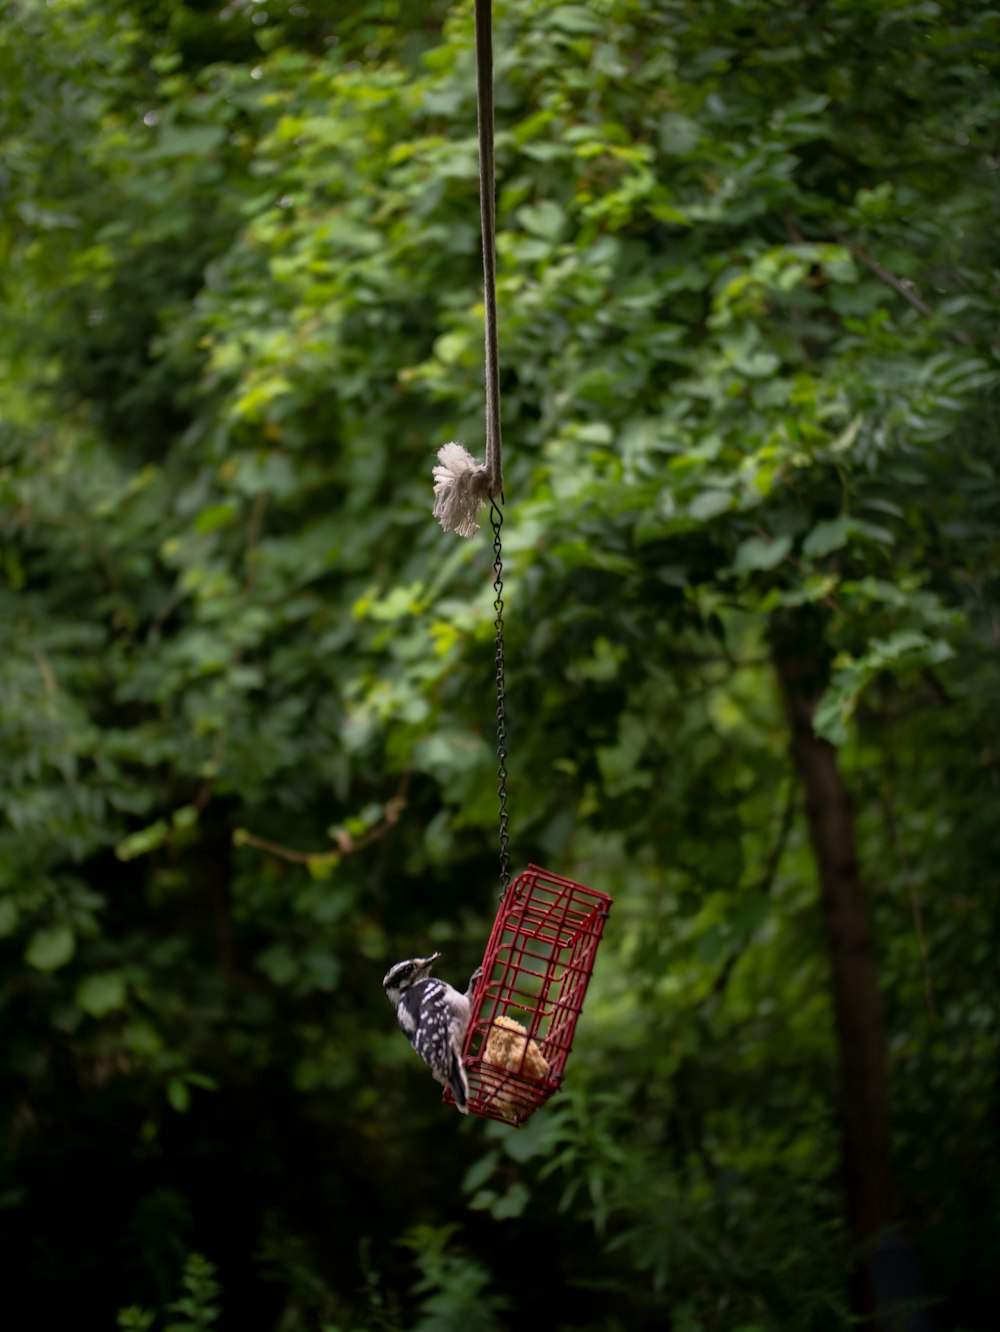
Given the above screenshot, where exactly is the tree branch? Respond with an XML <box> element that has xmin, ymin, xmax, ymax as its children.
<box><xmin>234</xmin><ymin>773</ymin><xmax>412</xmax><ymax>865</ymax></box>
<box><xmin>830</xmin><ymin>229</ymin><xmax>974</xmax><ymax>347</ymax></box>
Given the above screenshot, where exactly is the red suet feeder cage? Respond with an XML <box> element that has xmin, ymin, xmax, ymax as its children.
<box><xmin>444</xmin><ymin>865</ymin><xmax>612</xmax><ymax>1125</ymax></box>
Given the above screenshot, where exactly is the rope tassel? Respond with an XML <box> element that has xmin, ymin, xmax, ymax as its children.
<box><xmin>432</xmin><ymin>442</ymin><xmax>492</xmax><ymax>538</ymax></box>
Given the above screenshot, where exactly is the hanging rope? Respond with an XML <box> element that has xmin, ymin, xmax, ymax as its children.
<box><xmin>428</xmin><ymin>0</ymin><xmax>509</xmax><ymax>895</ymax></box>
<box><xmin>431</xmin><ymin>0</ymin><xmax>503</xmax><ymax>537</ymax></box>
<box><xmin>475</xmin><ymin>0</ymin><xmax>503</xmax><ymax>501</ymax></box>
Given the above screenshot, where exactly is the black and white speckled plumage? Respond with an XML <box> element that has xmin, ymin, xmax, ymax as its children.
<box><xmin>383</xmin><ymin>954</ymin><xmax>481</xmax><ymax>1113</ymax></box>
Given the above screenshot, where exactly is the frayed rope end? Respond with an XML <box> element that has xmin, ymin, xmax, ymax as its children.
<box><xmin>432</xmin><ymin>442</ymin><xmax>491</xmax><ymax>538</ymax></box>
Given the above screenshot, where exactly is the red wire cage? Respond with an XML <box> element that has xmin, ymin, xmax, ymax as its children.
<box><xmin>444</xmin><ymin>865</ymin><xmax>613</xmax><ymax>1125</ymax></box>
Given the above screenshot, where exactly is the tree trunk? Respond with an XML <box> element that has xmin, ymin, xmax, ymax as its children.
<box><xmin>770</xmin><ymin>613</ymin><xmax>897</xmax><ymax>1320</ymax></box>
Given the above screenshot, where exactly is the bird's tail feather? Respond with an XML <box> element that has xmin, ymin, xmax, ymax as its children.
<box><xmin>450</xmin><ymin>1053</ymin><xmax>470</xmax><ymax>1114</ymax></box>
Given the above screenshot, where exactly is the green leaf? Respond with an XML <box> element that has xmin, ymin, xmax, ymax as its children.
<box><xmin>689</xmin><ymin>489</ymin><xmax>732</xmax><ymax>521</ymax></box>
<box><xmin>195</xmin><ymin>503</ymin><xmax>238</xmax><ymax>535</ymax></box>
<box><xmin>468</xmin><ymin>1188</ymin><xmax>498</xmax><ymax>1212</ymax></box>
<box><xmin>115</xmin><ymin>820</ymin><xmax>170</xmax><ymax>861</ymax></box>
<box><xmin>172</xmin><ymin>805</ymin><xmax>198</xmax><ymax>833</ymax></box>
<box><xmin>502</xmin><ymin>1113</ymin><xmax>553</xmax><ymax>1163</ymax></box>
<box><xmin>153</xmin><ymin>124</ymin><xmax>227</xmax><ymax>159</ymax></box>
<box><xmin>803</xmin><ymin>516</ymin><xmax>852</xmax><ymax>559</ymax></box>
<box><xmin>306</xmin><ymin>852</ymin><xmax>340</xmax><ymax>881</ymax></box>
<box><xmin>732</xmin><ymin>534</ymin><xmax>791</xmax><ymax>575</ymax></box>
<box><xmin>813</xmin><ymin>688</ymin><xmax>851</xmax><ymax>747</ymax></box>
<box><xmin>77</xmin><ymin>971</ymin><xmax>127</xmax><ymax>1017</ymax></box>
<box><xmin>517</xmin><ymin>201</ymin><xmax>567</xmax><ymax>242</ymax></box>
<box><xmin>490</xmin><ymin>1182</ymin><xmax>530</xmax><ymax>1220</ymax></box>
<box><xmin>548</xmin><ymin>5</ymin><xmax>602</xmax><ymax>34</ymax></box>
<box><xmin>116</xmin><ymin>1306</ymin><xmax>156</xmax><ymax>1332</ymax></box>
<box><xmin>167</xmin><ymin>1077</ymin><xmax>191</xmax><ymax>1114</ymax></box>
<box><xmin>433</xmin><ymin>331</ymin><xmax>469</xmax><ymax>365</ymax></box>
<box><xmin>125</xmin><ymin>1022</ymin><xmax>163</xmax><ymax>1057</ymax></box>
<box><xmin>828</xmin><ymin>414</ymin><xmax>863</xmax><ymax>453</ymax></box>
<box><xmin>462</xmin><ymin>1151</ymin><xmax>500</xmax><ymax>1194</ymax></box>
<box><xmin>659</xmin><ymin>113</ymin><xmax>701</xmax><ymax>155</ymax></box>
<box><xmin>25</xmin><ymin>926</ymin><xmax>75</xmax><ymax>972</ymax></box>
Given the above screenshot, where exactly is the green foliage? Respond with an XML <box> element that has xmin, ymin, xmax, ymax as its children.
<box><xmin>117</xmin><ymin>1253</ymin><xmax>221</xmax><ymax>1332</ymax></box>
<box><xmin>2</xmin><ymin>0</ymin><xmax>999</xmax><ymax>1328</ymax></box>
<box><xmin>166</xmin><ymin>1254</ymin><xmax>222</xmax><ymax>1332</ymax></box>
<box><xmin>404</xmin><ymin>1225</ymin><xmax>509</xmax><ymax>1332</ymax></box>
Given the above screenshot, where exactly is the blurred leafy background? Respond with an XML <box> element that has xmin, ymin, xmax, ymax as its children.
<box><xmin>1</xmin><ymin>0</ymin><xmax>998</xmax><ymax>1328</ymax></box>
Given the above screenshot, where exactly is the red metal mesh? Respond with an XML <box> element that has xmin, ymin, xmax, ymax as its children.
<box><xmin>444</xmin><ymin>865</ymin><xmax>612</xmax><ymax>1125</ymax></box>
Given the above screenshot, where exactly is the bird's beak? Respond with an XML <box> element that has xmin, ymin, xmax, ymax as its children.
<box><xmin>420</xmin><ymin>952</ymin><xmax>441</xmax><ymax>973</ymax></box>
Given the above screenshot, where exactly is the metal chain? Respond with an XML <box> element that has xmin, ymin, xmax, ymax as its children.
<box><xmin>490</xmin><ymin>497</ymin><xmax>510</xmax><ymax>899</ymax></box>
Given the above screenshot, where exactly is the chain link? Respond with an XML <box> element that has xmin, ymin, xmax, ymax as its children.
<box><xmin>490</xmin><ymin>497</ymin><xmax>510</xmax><ymax>899</ymax></box>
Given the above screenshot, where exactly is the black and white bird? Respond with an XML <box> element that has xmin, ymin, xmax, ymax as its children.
<box><xmin>383</xmin><ymin>953</ymin><xmax>482</xmax><ymax>1113</ymax></box>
